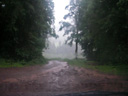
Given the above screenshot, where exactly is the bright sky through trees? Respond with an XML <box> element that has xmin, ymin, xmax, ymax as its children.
<box><xmin>43</xmin><ymin>0</ymin><xmax>84</xmax><ymax>59</ymax></box>
<box><xmin>50</xmin><ymin>0</ymin><xmax>70</xmax><ymax>46</ymax></box>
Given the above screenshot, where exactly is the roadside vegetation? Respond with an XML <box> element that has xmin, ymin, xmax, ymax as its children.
<box><xmin>0</xmin><ymin>0</ymin><xmax>55</xmax><ymax>62</ymax></box>
<box><xmin>60</xmin><ymin>0</ymin><xmax>128</xmax><ymax>65</ymax></box>
<box><xmin>65</xmin><ymin>59</ymin><xmax>128</xmax><ymax>76</ymax></box>
<box><xmin>0</xmin><ymin>58</ymin><xmax>47</xmax><ymax>68</ymax></box>
<box><xmin>58</xmin><ymin>0</ymin><xmax>128</xmax><ymax>76</ymax></box>
<box><xmin>0</xmin><ymin>0</ymin><xmax>55</xmax><ymax>65</ymax></box>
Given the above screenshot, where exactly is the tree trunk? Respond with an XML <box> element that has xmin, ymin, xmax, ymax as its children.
<box><xmin>75</xmin><ymin>28</ymin><xmax>79</xmax><ymax>59</ymax></box>
<box><xmin>75</xmin><ymin>13</ymin><xmax>79</xmax><ymax>59</ymax></box>
<box><xmin>75</xmin><ymin>40</ymin><xmax>78</xmax><ymax>59</ymax></box>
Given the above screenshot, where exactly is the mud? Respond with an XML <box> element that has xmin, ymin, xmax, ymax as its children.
<box><xmin>0</xmin><ymin>60</ymin><xmax>128</xmax><ymax>96</ymax></box>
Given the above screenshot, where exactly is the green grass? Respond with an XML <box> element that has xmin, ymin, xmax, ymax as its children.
<box><xmin>46</xmin><ymin>58</ymin><xmax>64</xmax><ymax>61</ymax></box>
<box><xmin>0</xmin><ymin>58</ymin><xmax>47</xmax><ymax>68</ymax></box>
<box><xmin>95</xmin><ymin>65</ymin><xmax>128</xmax><ymax>76</ymax></box>
<box><xmin>0</xmin><ymin>59</ymin><xmax>24</xmax><ymax>68</ymax></box>
<box><xmin>1</xmin><ymin>58</ymin><xmax>128</xmax><ymax>76</ymax></box>
<box><xmin>62</xmin><ymin>59</ymin><xmax>128</xmax><ymax>76</ymax></box>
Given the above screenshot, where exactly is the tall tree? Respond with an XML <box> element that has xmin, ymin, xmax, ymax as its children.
<box><xmin>59</xmin><ymin>0</ymin><xmax>81</xmax><ymax>59</ymax></box>
<box><xmin>78</xmin><ymin>0</ymin><xmax>128</xmax><ymax>64</ymax></box>
<box><xmin>0</xmin><ymin>0</ymin><xmax>55</xmax><ymax>61</ymax></box>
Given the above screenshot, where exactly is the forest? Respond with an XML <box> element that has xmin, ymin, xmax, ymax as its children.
<box><xmin>0</xmin><ymin>0</ymin><xmax>128</xmax><ymax>65</ymax></box>
<box><xmin>0</xmin><ymin>0</ymin><xmax>55</xmax><ymax>62</ymax></box>
<box><xmin>60</xmin><ymin>0</ymin><xmax>128</xmax><ymax>65</ymax></box>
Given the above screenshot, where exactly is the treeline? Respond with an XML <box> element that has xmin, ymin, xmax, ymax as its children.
<box><xmin>0</xmin><ymin>0</ymin><xmax>55</xmax><ymax>61</ymax></box>
<box><xmin>61</xmin><ymin>0</ymin><xmax>128</xmax><ymax>64</ymax></box>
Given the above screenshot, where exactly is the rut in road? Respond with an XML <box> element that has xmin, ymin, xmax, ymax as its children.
<box><xmin>0</xmin><ymin>60</ymin><xmax>128</xmax><ymax>96</ymax></box>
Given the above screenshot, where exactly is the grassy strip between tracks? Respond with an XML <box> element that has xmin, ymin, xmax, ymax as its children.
<box><xmin>62</xmin><ymin>59</ymin><xmax>128</xmax><ymax>76</ymax></box>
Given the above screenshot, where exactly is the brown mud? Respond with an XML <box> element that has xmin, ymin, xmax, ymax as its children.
<box><xmin>0</xmin><ymin>60</ymin><xmax>128</xmax><ymax>96</ymax></box>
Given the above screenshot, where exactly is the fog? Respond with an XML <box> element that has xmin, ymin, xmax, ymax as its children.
<box><xmin>43</xmin><ymin>0</ymin><xmax>84</xmax><ymax>59</ymax></box>
<box><xmin>43</xmin><ymin>40</ymin><xmax>84</xmax><ymax>59</ymax></box>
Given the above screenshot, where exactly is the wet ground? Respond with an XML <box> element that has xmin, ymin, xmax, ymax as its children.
<box><xmin>0</xmin><ymin>60</ymin><xmax>128</xmax><ymax>96</ymax></box>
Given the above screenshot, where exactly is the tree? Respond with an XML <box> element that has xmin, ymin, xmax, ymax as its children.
<box><xmin>59</xmin><ymin>0</ymin><xmax>81</xmax><ymax>59</ymax></box>
<box><xmin>78</xmin><ymin>0</ymin><xmax>128</xmax><ymax>64</ymax></box>
<box><xmin>0</xmin><ymin>0</ymin><xmax>55</xmax><ymax>61</ymax></box>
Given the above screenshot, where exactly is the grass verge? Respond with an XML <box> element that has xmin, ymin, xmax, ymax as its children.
<box><xmin>62</xmin><ymin>59</ymin><xmax>128</xmax><ymax>76</ymax></box>
<box><xmin>0</xmin><ymin>57</ymin><xmax>47</xmax><ymax>68</ymax></box>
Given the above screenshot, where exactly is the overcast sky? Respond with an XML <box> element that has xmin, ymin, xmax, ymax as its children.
<box><xmin>49</xmin><ymin>0</ymin><xmax>70</xmax><ymax>47</ymax></box>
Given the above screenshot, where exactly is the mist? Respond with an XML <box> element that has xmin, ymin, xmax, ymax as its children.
<box><xmin>43</xmin><ymin>40</ymin><xmax>84</xmax><ymax>59</ymax></box>
<box><xmin>43</xmin><ymin>0</ymin><xmax>84</xmax><ymax>59</ymax></box>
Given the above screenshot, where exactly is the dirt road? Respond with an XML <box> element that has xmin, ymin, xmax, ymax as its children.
<box><xmin>0</xmin><ymin>60</ymin><xmax>128</xmax><ymax>96</ymax></box>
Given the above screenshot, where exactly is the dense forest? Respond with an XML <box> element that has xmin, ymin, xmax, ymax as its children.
<box><xmin>0</xmin><ymin>0</ymin><xmax>128</xmax><ymax>65</ymax></box>
<box><xmin>60</xmin><ymin>0</ymin><xmax>128</xmax><ymax>65</ymax></box>
<box><xmin>0</xmin><ymin>0</ymin><xmax>55</xmax><ymax>61</ymax></box>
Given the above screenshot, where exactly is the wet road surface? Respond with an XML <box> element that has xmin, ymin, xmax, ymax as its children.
<box><xmin>0</xmin><ymin>60</ymin><xmax>128</xmax><ymax>96</ymax></box>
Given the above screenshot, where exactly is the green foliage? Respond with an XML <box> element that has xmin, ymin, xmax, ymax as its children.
<box><xmin>59</xmin><ymin>0</ymin><xmax>81</xmax><ymax>44</ymax></box>
<box><xmin>78</xmin><ymin>0</ymin><xmax>128</xmax><ymax>64</ymax></box>
<box><xmin>94</xmin><ymin>64</ymin><xmax>128</xmax><ymax>76</ymax></box>
<box><xmin>27</xmin><ymin>57</ymin><xmax>47</xmax><ymax>66</ymax></box>
<box><xmin>0</xmin><ymin>0</ymin><xmax>55</xmax><ymax>61</ymax></box>
<box><xmin>59</xmin><ymin>0</ymin><xmax>82</xmax><ymax>59</ymax></box>
<box><xmin>0</xmin><ymin>57</ymin><xmax>47</xmax><ymax>68</ymax></box>
<box><xmin>0</xmin><ymin>58</ymin><xmax>24</xmax><ymax>68</ymax></box>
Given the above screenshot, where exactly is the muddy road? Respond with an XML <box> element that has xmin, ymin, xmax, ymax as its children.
<box><xmin>0</xmin><ymin>60</ymin><xmax>128</xmax><ymax>96</ymax></box>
